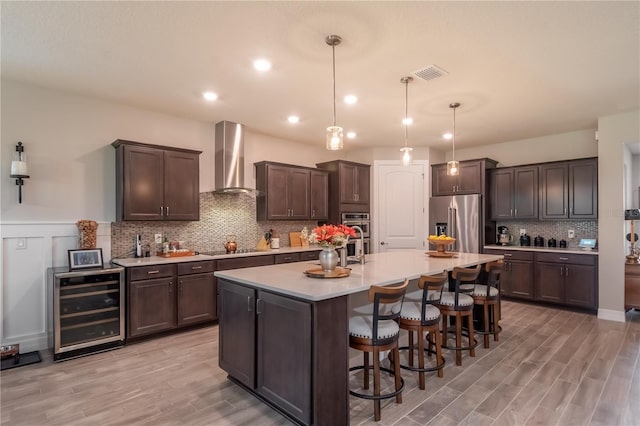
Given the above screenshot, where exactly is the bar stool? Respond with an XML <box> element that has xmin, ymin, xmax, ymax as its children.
<box><xmin>348</xmin><ymin>279</ymin><xmax>409</xmax><ymax>422</ymax></box>
<box><xmin>397</xmin><ymin>271</ymin><xmax>447</xmax><ymax>389</ymax></box>
<box><xmin>461</xmin><ymin>260</ymin><xmax>503</xmax><ymax>348</ymax></box>
<box><xmin>438</xmin><ymin>265</ymin><xmax>480</xmax><ymax>366</ymax></box>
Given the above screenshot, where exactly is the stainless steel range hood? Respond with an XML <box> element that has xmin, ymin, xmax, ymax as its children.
<box><xmin>213</xmin><ymin>120</ymin><xmax>255</xmax><ymax>194</ymax></box>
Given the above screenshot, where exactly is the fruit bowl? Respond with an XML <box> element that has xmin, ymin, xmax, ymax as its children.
<box><xmin>428</xmin><ymin>237</ymin><xmax>456</xmax><ymax>253</ymax></box>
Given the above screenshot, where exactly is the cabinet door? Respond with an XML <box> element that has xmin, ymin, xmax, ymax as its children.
<box><xmin>432</xmin><ymin>164</ymin><xmax>457</xmax><ymax>196</ymax></box>
<box><xmin>288</xmin><ymin>168</ymin><xmax>310</xmax><ymax>219</ymax></box>
<box><xmin>164</xmin><ymin>150</ymin><xmax>200</xmax><ymax>221</ymax></box>
<box><xmin>122</xmin><ymin>145</ymin><xmax>165</xmax><ymax>220</ymax></box>
<box><xmin>256</xmin><ymin>291</ymin><xmax>311</xmax><ymax>424</ymax></box>
<box><xmin>128</xmin><ymin>277</ymin><xmax>176</xmax><ymax>337</ymax></box>
<box><xmin>506</xmin><ymin>260</ymin><xmax>534</xmax><ymax>300</ymax></box>
<box><xmin>569</xmin><ymin>159</ymin><xmax>597</xmax><ymax>219</ymax></box>
<box><xmin>456</xmin><ymin>161</ymin><xmax>482</xmax><ymax>194</ymax></box>
<box><xmin>265</xmin><ymin>165</ymin><xmax>290</xmax><ymax>219</ymax></box>
<box><xmin>490</xmin><ymin>169</ymin><xmax>514</xmax><ymax>219</ymax></box>
<box><xmin>354</xmin><ymin>164</ymin><xmax>370</xmax><ymax>204</ymax></box>
<box><xmin>218</xmin><ymin>280</ymin><xmax>256</xmax><ymax>389</ymax></box>
<box><xmin>564</xmin><ymin>264</ymin><xmax>596</xmax><ymax>309</ymax></box>
<box><xmin>339</xmin><ymin>162</ymin><xmax>357</xmax><ymax>203</ymax></box>
<box><xmin>310</xmin><ymin>170</ymin><xmax>328</xmax><ymax>220</ymax></box>
<box><xmin>534</xmin><ymin>262</ymin><xmax>565</xmax><ymax>304</ymax></box>
<box><xmin>540</xmin><ymin>163</ymin><xmax>568</xmax><ymax>219</ymax></box>
<box><xmin>514</xmin><ymin>166</ymin><xmax>539</xmax><ymax>219</ymax></box>
<box><xmin>177</xmin><ymin>273</ymin><xmax>216</xmax><ymax>325</ymax></box>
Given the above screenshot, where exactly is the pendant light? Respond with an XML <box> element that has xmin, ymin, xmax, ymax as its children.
<box><xmin>447</xmin><ymin>102</ymin><xmax>461</xmax><ymax>176</ymax></box>
<box><xmin>325</xmin><ymin>35</ymin><xmax>343</xmax><ymax>150</ymax></box>
<box><xmin>400</xmin><ymin>76</ymin><xmax>413</xmax><ymax>166</ymax></box>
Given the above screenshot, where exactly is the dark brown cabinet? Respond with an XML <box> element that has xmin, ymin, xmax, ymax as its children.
<box><xmin>255</xmin><ymin>162</ymin><xmax>328</xmax><ymax>221</ymax></box>
<box><xmin>625</xmin><ymin>263</ymin><xmax>640</xmax><ymax>310</ymax></box>
<box><xmin>316</xmin><ymin>160</ymin><xmax>371</xmax><ymax>224</ymax></box>
<box><xmin>484</xmin><ymin>249</ymin><xmax>534</xmax><ymax>300</ymax></box>
<box><xmin>540</xmin><ymin>158</ymin><xmax>597</xmax><ymax>220</ymax></box>
<box><xmin>432</xmin><ymin>159</ymin><xmax>497</xmax><ymax>196</ymax></box>
<box><xmin>218</xmin><ymin>280</ymin><xmax>312</xmax><ymax>424</ymax></box>
<box><xmin>534</xmin><ymin>252</ymin><xmax>597</xmax><ymax>309</ymax></box>
<box><xmin>113</xmin><ymin>140</ymin><xmax>201</xmax><ymax>221</ymax></box>
<box><xmin>490</xmin><ymin>166</ymin><xmax>539</xmax><ymax>220</ymax></box>
<box><xmin>177</xmin><ymin>261</ymin><xmax>216</xmax><ymax>325</ymax></box>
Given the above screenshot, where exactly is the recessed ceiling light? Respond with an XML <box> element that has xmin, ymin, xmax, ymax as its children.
<box><xmin>287</xmin><ymin>115</ymin><xmax>299</xmax><ymax>124</ymax></box>
<box><xmin>346</xmin><ymin>131</ymin><xmax>357</xmax><ymax>139</ymax></box>
<box><xmin>253</xmin><ymin>59</ymin><xmax>272</xmax><ymax>72</ymax></box>
<box><xmin>344</xmin><ymin>95</ymin><xmax>358</xmax><ymax>104</ymax></box>
<box><xmin>443</xmin><ymin>132</ymin><xmax>453</xmax><ymax>140</ymax></box>
<box><xmin>202</xmin><ymin>91</ymin><xmax>218</xmax><ymax>101</ymax></box>
<box><xmin>402</xmin><ymin>117</ymin><xmax>413</xmax><ymax>125</ymax></box>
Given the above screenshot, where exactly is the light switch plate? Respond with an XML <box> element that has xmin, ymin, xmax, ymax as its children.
<box><xmin>155</xmin><ymin>234</ymin><xmax>162</xmax><ymax>244</ymax></box>
<box><xmin>520</xmin><ymin>229</ymin><xmax>526</xmax><ymax>236</ymax></box>
<box><xmin>568</xmin><ymin>229</ymin><xmax>575</xmax><ymax>239</ymax></box>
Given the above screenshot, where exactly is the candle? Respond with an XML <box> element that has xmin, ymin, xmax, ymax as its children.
<box><xmin>10</xmin><ymin>160</ymin><xmax>28</xmax><ymax>176</ymax></box>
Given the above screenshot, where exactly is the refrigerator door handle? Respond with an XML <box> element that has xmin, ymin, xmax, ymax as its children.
<box><xmin>450</xmin><ymin>207</ymin><xmax>457</xmax><ymax>239</ymax></box>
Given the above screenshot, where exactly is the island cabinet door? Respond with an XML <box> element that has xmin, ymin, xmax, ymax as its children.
<box><xmin>256</xmin><ymin>290</ymin><xmax>311</xmax><ymax>425</ymax></box>
<box><xmin>218</xmin><ymin>281</ymin><xmax>256</xmax><ymax>389</ymax></box>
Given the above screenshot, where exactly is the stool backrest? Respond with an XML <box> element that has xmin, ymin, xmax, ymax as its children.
<box><xmin>484</xmin><ymin>260</ymin><xmax>503</xmax><ymax>295</ymax></box>
<box><xmin>451</xmin><ymin>265</ymin><xmax>481</xmax><ymax>306</ymax></box>
<box><xmin>368</xmin><ymin>279</ymin><xmax>409</xmax><ymax>343</ymax></box>
<box><xmin>417</xmin><ymin>271</ymin><xmax>447</xmax><ymax>323</ymax></box>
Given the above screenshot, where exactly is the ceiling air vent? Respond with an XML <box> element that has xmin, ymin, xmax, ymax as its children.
<box><xmin>412</xmin><ymin>64</ymin><xmax>449</xmax><ymax>81</ymax></box>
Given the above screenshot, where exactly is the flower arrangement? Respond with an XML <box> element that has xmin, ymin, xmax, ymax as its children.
<box><xmin>308</xmin><ymin>224</ymin><xmax>357</xmax><ymax>248</ymax></box>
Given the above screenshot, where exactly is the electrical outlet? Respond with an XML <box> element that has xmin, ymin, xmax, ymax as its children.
<box><xmin>520</xmin><ymin>229</ymin><xmax>526</xmax><ymax>236</ymax></box>
<box><xmin>16</xmin><ymin>238</ymin><xmax>27</xmax><ymax>249</ymax></box>
<box><xmin>568</xmin><ymin>229</ymin><xmax>575</xmax><ymax>239</ymax></box>
<box><xmin>155</xmin><ymin>234</ymin><xmax>162</xmax><ymax>244</ymax></box>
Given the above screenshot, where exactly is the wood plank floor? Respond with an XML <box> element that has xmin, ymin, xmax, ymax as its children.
<box><xmin>2</xmin><ymin>301</ymin><xmax>639</xmax><ymax>425</ymax></box>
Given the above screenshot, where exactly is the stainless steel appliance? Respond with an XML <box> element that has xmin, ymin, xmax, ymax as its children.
<box><xmin>428</xmin><ymin>194</ymin><xmax>483</xmax><ymax>253</ymax></box>
<box><xmin>497</xmin><ymin>226</ymin><xmax>512</xmax><ymax>246</ymax></box>
<box><xmin>341</xmin><ymin>212</ymin><xmax>370</xmax><ymax>238</ymax></box>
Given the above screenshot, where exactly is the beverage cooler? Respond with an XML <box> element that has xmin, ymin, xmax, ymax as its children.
<box><xmin>50</xmin><ymin>265</ymin><xmax>125</xmax><ymax>361</ymax></box>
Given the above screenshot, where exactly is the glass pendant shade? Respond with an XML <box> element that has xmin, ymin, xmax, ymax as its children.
<box><xmin>447</xmin><ymin>160</ymin><xmax>459</xmax><ymax>176</ymax></box>
<box><xmin>400</xmin><ymin>76</ymin><xmax>413</xmax><ymax>165</ymax></box>
<box><xmin>326</xmin><ymin>126</ymin><xmax>344</xmax><ymax>150</ymax></box>
<box><xmin>400</xmin><ymin>147</ymin><xmax>413</xmax><ymax>165</ymax></box>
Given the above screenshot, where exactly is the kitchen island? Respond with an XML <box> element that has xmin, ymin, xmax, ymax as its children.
<box><xmin>214</xmin><ymin>250</ymin><xmax>502</xmax><ymax>425</ymax></box>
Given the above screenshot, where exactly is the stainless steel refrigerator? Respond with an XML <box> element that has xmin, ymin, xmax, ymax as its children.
<box><xmin>428</xmin><ymin>194</ymin><xmax>483</xmax><ymax>253</ymax></box>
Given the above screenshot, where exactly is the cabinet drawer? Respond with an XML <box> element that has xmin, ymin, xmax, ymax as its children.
<box><xmin>178</xmin><ymin>260</ymin><xmax>215</xmax><ymax>275</ymax></box>
<box><xmin>299</xmin><ymin>250</ymin><xmax>320</xmax><ymax>261</ymax></box>
<box><xmin>484</xmin><ymin>249</ymin><xmax>533</xmax><ymax>261</ymax></box>
<box><xmin>535</xmin><ymin>252</ymin><xmax>596</xmax><ymax>265</ymax></box>
<box><xmin>129</xmin><ymin>264</ymin><xmax>175</xmax><ymax>281</ymax></box>
<box><xmin>216</xmin><ymin>255</ymin><xmax>275</xmax><ymax>271</ymax></box>
<box><xmin>274</xmin><ymin>253</ymin><xmax>300</xmax><ymax>264</ymax></box>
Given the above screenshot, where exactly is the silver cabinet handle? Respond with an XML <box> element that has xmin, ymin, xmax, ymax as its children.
<box><xmin>559</xmin><ymin>257</ymin><xmax>569</xmax><ymax>261</ymax></box>
<box><xmin>560</xmin><ymin>266</ymin><xmax>564</xmax><ymax>275</ymax></box>
<box><xmin>147</xmin><ymin>270</ymin><xmax>160</xmax><ymax>275</ymax></box>
<box><xmin>515</xmin><ymin>209</ymin><xmax>518</xmax><ymax>216</ymax></box>
<box><xmin>191</xmin><ymin>266</ymin><xmax>203</xmax><ymax>270</ymax></box>
<box><xmin>503</xmin><ymin>253</ymin><xmax>512</xmax><ymax>257</ymax></box>
<box><xmin>160</xmin><ymin>206</ymin><xmax>164</xmax><ymax>216</ymax></box>
<box><xmin>179</xmin><ymin>280</ymin><xmax>183</xmax><ymax>293</ymax></box>
<box><xmin>168</xmin><ymin>281</ymin><xmax>172</xmax><ymax>293</ymax></box>
<box><xmin>564</xmin><ymin>208</ymin><xmax>567</xmax><ymax>215</ymax></box>
<box><xmin>247</xmin><ymin>296</ymin><xmax>253</xmax><ymax>312</ymax></box>
<box><xmin>256</xmin><ymin>298</ymin><xmax>263</xmax><ymax>315</ymax></box>
<box><xmin>166</xmin><ymin>206</ymin><xmax>169</xmax><ymax>216</ymax></box>
<box><xmin>565</xmin><ymin>267</ymin><xmax>569</xmax><ymax>277</ymax></box>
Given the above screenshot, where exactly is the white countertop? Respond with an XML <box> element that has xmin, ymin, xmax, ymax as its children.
<box><xmin>112</xmin><ymin>246</ymin><xmax>322</xmax><ymax>267</ymax></box>
<box><xmin>214</xmin><ymin>250</ymin><xmax>503</xmax><ymax>302</ymax></box>
<box><xmin>483</xmin><ymin>245</ymin><xmax>599</xmax><ymax>255</ymax></box>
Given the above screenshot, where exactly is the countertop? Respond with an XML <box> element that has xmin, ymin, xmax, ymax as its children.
<box><xmin>112</xmin><ymin>246</ymin><xmax>322</xmax><ymax>267</ymax></box>
<box><xmin>483</xmin><ymin>245</ymin><xmax>598</xmax><ymax>255</ymax></box>
<box><xmin>213</xmin><ymin>250</ymin><xmax>503</xmax><ymax>302</ymax></box>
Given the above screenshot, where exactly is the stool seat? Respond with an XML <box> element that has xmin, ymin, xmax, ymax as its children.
<box><xmin>405</xmin><ymin>289</ymin><xmax>441</xmax><ymax>301</ymax></box>
<box><xmin>349</xmin><ymin>316</ymin><xmax>400</xmax><ymax>339</ymax></box>
<box><xmin>439</xmin><ymin>292</ymin><xmax>474</xmax><ymax>306</ymax></box>
<box><xmin>460</xmin><ymin>284</ymin><xmax>499</xmax><ymax>297</ymax></box>
<box><xmin>400</xmin><ymin>302</ymin><xmax>440</xmax><ymax>322</ymax></box>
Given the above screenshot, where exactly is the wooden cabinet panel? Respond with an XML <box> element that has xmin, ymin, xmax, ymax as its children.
<box><xmin>540</xmin><ymin>158</ymin><xmax>597</xmax><ymax>220</ymax></box>
<box><xmin>274</xmin><ymin>252</ymin><xmax>300</xmax><ymax>264</ymax></box>
<box><xmin>432</xmin><ymin>165</ymin><xmax>458</xmax><ymax>196</ymax></box>
<box><xmin>178</xmin><ymin>273</ymin><xmax>216</xmax><ymax>325</ymax></box>
<box><xmin>316</xmin><ymin>160</ymin><xmax>371</xmax><ymax>224</ymax></box>
<box><xmin>484</xmin><ymin>249</ymin><xmax>533</xmax><ymax>300</ymax></box>
<box><xmin>533</xmin><ymin>253</ymin><xmax>597</xmax><ymax>309</ymax></box>
<box><xmin>625</xmin><ymin>263</ymin><xmax>640</xmax><ymax>310</ymax></box>
<box><xmin>288</xmin><ymin>168</ymin><xmax>310</xmax><ymax>219</ymax></box>
<box><xmin>514</xmin><ymin>167</ymin><xmax>539</xmax><ymax>219</ymax></box>
<box><xmin>310</xmin><ymin>170</ymin><xmax>329</xmax><ymax>220</ymax></box>
<box><xmin>263</xmin><ymin>164</ymin><xmax>289</xmax><ymax>219</ymax></box>
<box><xmin>457</xmin><ymin>161</ymin><xmax>483</xmax><ymax>194</ymax></box>
<box><xmin>128</xmin><ymin>276</ymin><xmax>176</xmax><ymax>337</ymax></box>
<box><xmin>535</xmin><ymin>262</ymin><xmax>565</xmax><ymax>303</ymax></box>
<box><xmin>299</xmin><ymin>250</ymin><xmax>320</xmax><ymax>261</ymax></box>
<box><xmin>490</xmin><ymin>169</ymin><xmax>514</xmax><ymax>219</ymax></box>
<box><xmin>177</xmin><ymin>260</ymin><xmax>215</xmax><ymax>275</ymax></box>
<box><xmin>432</xmin><ymin>159</ymin><xmax>496</xmax><ymax>197</ymax></box>
<box><xmin>564</xmin><ymin>264</ymin><xmax>596</xmax><ymax>308</ymax></box>
<box><xmin>540</xmin><ymin>163</ymin><xmax>568</xmax><ymax>219</ymax></box>
<box><xmin>113</xmin><ymin>140</ymin><xmax>201</xmax><ymax>221</ymax></box>
<box><xmin>216</xmin><ymin>255</ymin><xmax>274</xmax><ymax>271</ymax></box>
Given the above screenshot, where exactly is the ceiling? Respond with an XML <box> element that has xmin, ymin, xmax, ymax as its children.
<box><xmin>2</xmin><ymin>1</ymin><xmax>639</xmax><ymax>153</ymax></box>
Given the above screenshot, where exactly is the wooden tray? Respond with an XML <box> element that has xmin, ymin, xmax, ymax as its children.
<box><xmin>156</xmin><ymin>251</ymin><xmax>196</xmax><ymax>258</ymax></box>
<box><xmin>425</xmin><ymin>251</ymin><xmax>458</xmax><ymax>258</ymax></box>
<box><xmin>304</xmin><ymin>267</ymin><xmax>351</xmax><ymax>278</ymax></box>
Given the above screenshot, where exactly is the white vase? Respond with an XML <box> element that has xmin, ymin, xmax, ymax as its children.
<box><xmin>319</xmin><ymin>247</ymin><xmax>339</xmax><ymax>272</ymax></box>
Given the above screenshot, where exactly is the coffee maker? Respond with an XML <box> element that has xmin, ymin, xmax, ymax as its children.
<box><xmin>497</xmin><ymin>226</ymin><xmax>512</xmax><ymax>246</ymax></box>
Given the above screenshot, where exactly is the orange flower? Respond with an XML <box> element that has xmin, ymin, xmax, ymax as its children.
<box><xmin>308</xmin><ymin>224</ymin><xmax>356</xmax><ymax>248</ymax></box>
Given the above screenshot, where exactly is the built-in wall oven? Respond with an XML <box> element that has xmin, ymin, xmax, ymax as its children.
<box><xmin>342</xmin><ymin>212</ymin><xmax>370</xmax><ymax>254</ymax></box>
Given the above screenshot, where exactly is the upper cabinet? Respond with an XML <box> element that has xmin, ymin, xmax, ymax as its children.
<box><xmin>431</xmin><ymin>158</ymin><xmax>497</xmax><ymax>196</ymax></box>
<box><xmin>255</xmin><ymin>162</ymin><xmax>328</xmax><ymax>221</ymax></box>
<box><xmin>113</xmin><ymin>140</ymin><xmax>201</xmax><ymax>221</ymax></box>
<box><xmin>316</xmin><ymin>160</ymin><xmax>371</xmax><ymax>223</ymax></box>
<box><xmin>540</xmin><ymin>158</ymin><xmax>597</xmax><ymax>219</ymax></box>
<box><xmin>489</xmin><ymin>166</ymin><xmax>539</xmax><ymax>220</ymax></box>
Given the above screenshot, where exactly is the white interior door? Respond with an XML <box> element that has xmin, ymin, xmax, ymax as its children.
<box><xmin>374</xmin><ymin>161</ymin><xmax>427</xmax><ymax>252</ymax></box>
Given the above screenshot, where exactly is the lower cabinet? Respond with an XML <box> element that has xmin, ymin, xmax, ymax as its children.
<box><xmin>534</xmin><ymin>253</ymin><xmax>597</xmax><ymax>309</ymax></box>
<box><xmin>484</xmin><ymin>249</ymin><xmax>534</xmax><ymax>300</ymax></box>
<box><xmin>177</xmin><ymin>261</ymin><xmax>217</xmax><ymax>325</ymax></box>
<box><xmin>218</xmin><ymin>280</ymin><xmax>311</xmax><ymax>424</ymax></box>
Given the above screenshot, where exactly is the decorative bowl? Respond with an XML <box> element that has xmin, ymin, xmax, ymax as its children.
<box><xmin>428</xmin><ymin>237</ymin><xmax>456</xmax><ymax>253</ymax></box>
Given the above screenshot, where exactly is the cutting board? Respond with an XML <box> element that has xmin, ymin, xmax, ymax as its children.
<box><xmin>289</xmin><ymin>231</ymin><xmax>308</xmax><ymax>247</ymax></box>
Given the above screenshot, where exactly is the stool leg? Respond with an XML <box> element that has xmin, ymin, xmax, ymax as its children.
<box><xmin>408</xmin><ymin>330</ymin><xmax>414</xmax><ymax>367</ymax></box>
<box><xmin>435</xmin><ymin>327</ymin><xmax>443</xmax><ymax>378</ymax></box>
<box><xmin>441</xmin><ymin>315</ymin><xmax>448</xmax><ymax>349</ymax></box>
<box><xmin>493</xmin><ymin>303</ymin><xmax>500</xmax><ymax>342</ymax></box>
<box><xmin>418</xmin><ymin>327</ymin><xmax>425</xmax><ymax>390</ymax></box>
<box><xmin>393</xmin><ymin>345</ymin><xmax>403</xmax><ymax>403</ymax></box>
<box><xmin>468</xmin><ymin>313</ymin><xmax>475</xmax><ymax>358</ymax></box>
<box><xmin>364</xmin><ymin>352</ymin><xmax>370</xmax><ymax>390</ymax></box>
<box><xmin>483</xmin><ymin>302</ymin><xmax>490</xmax><ymax>348</ymax></box>
<box><xmin>455</xmin><ymin>314</ymin><xmax>462</xmax><ymax>366</ymax></box>
<box><xmin>373</xmin><ymin>348</ymin><xmax>381</xmax><ymax>421</ymax></box>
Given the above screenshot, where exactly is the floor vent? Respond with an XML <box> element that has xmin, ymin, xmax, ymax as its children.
<box><xmin>412</xmin><ymin>64</ymin><xmax>449</xmax><ymax>81</ymax></box>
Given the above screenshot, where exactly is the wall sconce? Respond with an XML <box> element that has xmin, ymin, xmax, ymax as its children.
<box><xmin>9</xmin><ymin>141</ymin><xmax>29</xmax><ymax>203</ymax></box>
<box><xmin>625</xmin><ymin>209</ymin><xmax>640</xmax><ymax>264</ymax></box>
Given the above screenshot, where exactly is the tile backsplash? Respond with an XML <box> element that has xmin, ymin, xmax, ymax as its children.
<box><xmin>496</xmin><ymin>220</ymin><xmax>598</xmax><ymax>248</ymax></box>
<box><xmin>111</xmin><ymin>193</ymin><xmax>318</xmax><ymax>258</ymax></box>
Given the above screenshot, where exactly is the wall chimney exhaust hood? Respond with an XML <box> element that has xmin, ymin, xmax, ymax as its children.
<box><xmin>213</xmin><ymin>120</ymin><xmax>255</xmax><ymax>194</ymax></box>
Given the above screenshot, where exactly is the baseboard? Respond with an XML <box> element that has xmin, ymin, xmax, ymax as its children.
<box><xmin>1</xmin><ymin>332</ymin><xmax>50</xmax><ymax>353</ymax></box>
<box><xmin>597</xmin><ymin>308</ymin><xmax>626</xmax><ymax>322</ymax></box>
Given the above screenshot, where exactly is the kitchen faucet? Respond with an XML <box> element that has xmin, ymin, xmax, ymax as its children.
<box><xmin>351</xmin><ymin>225</ymin><xmax>366</xmax><ymax>265</ymax></box>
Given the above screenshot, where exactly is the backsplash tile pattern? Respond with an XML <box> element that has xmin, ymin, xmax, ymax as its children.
<box><xmin>496</xmin><ymin>220</ymin><xmax>598</xmax><ymax>248</ymax></box>
<box><xmin>111</xmin><ymin>193</ymin><xmax>318</xmax><ymax>258</ymax></box>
